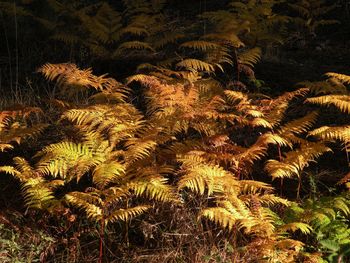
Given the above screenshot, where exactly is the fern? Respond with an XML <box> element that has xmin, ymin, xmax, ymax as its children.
<box><xmin>266</xmin><ymin>142</ymin><xmax>332</xmax><ymax>180</ymax></box>
<box><xmin>307</xmin><ymin>95</ymin><xmax>350</xmax><ymax>114</ymax></box>
<box><xmin>326</xmin><ymin>72</ymin><xmax>350</xmax><ymax>84</ymax></box>
<box><xmin>0</xmin><ymin>108</ymin><xmax>47</xmax><ymax>152</ymax></box>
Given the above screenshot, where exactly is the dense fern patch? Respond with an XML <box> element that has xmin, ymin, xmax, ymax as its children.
<box><xmin>0</xmin><ymin>0</ymin><xmax>349</xmax><ymax>262</ymax></box>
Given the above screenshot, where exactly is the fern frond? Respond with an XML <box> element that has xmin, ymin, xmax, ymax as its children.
<box><xmin>37</xmin><ymin>141</ymin><xmax>105</xmax><ymax>180</ymax></box>
<box><xmin>180</xmin><ymin>40</ymin><xmax>221</xmax><ymax>51</ymax></box>
<box><xmin>281</xmin><ymin>111</ymin><xmax>318</xmax><ymax>134</ymax></box>
<box><xmin>125</xmin><ymin>138</ymin><xmax>157</xmax><ymax>163</ymax></box>
<box><xmin>22</xmin><ymin>178</ymin><xmax>57</xmax><ymax>209</ymax></box>
<box><xmin>258</xmin><ymin>194</ymin><xmax>291</xmax><ymax>207</ymax></box>
<box><xmin>265</xmin><ymin>142</ymin><xmax>332</xmax><ymax>179</ymax></box>
<box><xmin>176</xmin><ymin>59</ymin><xmax>215</xmax><ymax>72</ymax></box>
<box><xmin>92</xmin><ymin>162</ymin><xmax>125</xmax><ymax>188</ymax></box>
<box><xmin>239</xmin><ymin>180</ymin><xmax>274</xmax><ymax>194</ymax></box>
<box><xmin>65</xmin><ymin>192</ymin><xmax>103</xmax><ymax>220</ymax></box>
<box><xmin>128</xmin><ymin>176</ymin><xmax>177</xmax><ymax>202</ymax></box>
<box><xmin>238</xmin><ymin>47</ymin><xmax>261</xmax><ymax>67</ymax></box>
<box><xmin>325</xmin><ymin>72</ymin><xmax>350</xmax><ymax>84</ymax></box>
<box><xmin>115</xmin><ymin>41</ymin><xmax>155</xmax><ymax>55</ymax></box>
<box><xmin>309</xmin><ymin>125</ymin><xmax>350</xmax><ymax>146</ymax></box>
<box><xmin>104</xmin><ymin>205</ymin><xmax>150</xmax><ymax>224</ymax></box>
<box><xmin>307</xmin><ymin>95</ymin><xmax>350</xmax><ymax>114</ymax></box>
<box><xmin>38</xmin><ymin>63</ymin><xmax>119</xmax><ymax>92</ymax></box>
<box><xmin>279</xmin><ymin>222</ymin><xmax>312</xmax><ymax>234</ymax></box>
<box><xmin>178</xmin><ymin>163</ymin><xmax>238</xmax><ymax>196</ymax></box>
<box><xmin>200</xmin><ymin>207</ymin><xmax>240</xmax><ymax>231</ymax></box>
<box><xmin>0</xmin><ymin>166</ymin><xmax>21</xmax><ymax>177</ymax></box>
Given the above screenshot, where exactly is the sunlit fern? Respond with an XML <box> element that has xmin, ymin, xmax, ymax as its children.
<box><xmin>0</xmin><ymin>107</ymin><xmax>47</xmax><ymax>152</ymax></box>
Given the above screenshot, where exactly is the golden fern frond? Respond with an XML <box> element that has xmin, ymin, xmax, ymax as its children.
<box><xmin>278</xmin><ymin>222</ymin><xmax>312</xmax><ymax>235</ymax></box>
<box><xmin>260</xmin><ymin>133</ymin><xmax>292</xmax><ymax>148</ymax></box>
<box><xmin>264</xmin><ymin>102</ymin><xmax>289</xmax><ymax>128</ymax></box>
<box><xmin>264</xmin><ymin>88</ymin><xmax>309</xmax><ymax>127</ymax></box>
<box><xmin>128</xmin><ymin>176</ymin><xmax>177</xmax><ymax>202</ymax></box>
<box><xmin>90</xmin><ymin>91</ymin><xmax>129</xmax><ymax>104</ymax></box>
<box><xmin>239</xmin><ymin>180</ymin><xmax>274</xmax><ymax>194</ymax></box>
<box><xmin>220</xmin><ymin>196</ymin><xmax>251</xmax><ymax>220</ymax></box>
<box><xmin>178</xmin><ymin>163</ymin><xmax>238</xmax><ymax>196</ymax></box>
<box><xmin>224</xmin><ymin>90</ymin><xmax>248</xmax><ymax>104</ymax></box>
<box><xmin>306</xmin><ymin>95</ymin><xmax>350</xmax><ymax>114</ymax></box>
<box><xmin>3</xmin><ymin>157</ymin><xmax>36</xmax><ymax>183</ymax></box>
<box><xmin>201</xmin><ymin>199</ymin><xmax>263</xmax><ymax>235</ymax></box>
<box><xmin>236</xmin><ymin>134</ymin><xmax>278</xmax><ymax>166</ymax></box>
<box><xmin>326</xmin><ymin>72</ymin><xmax>350</xmax><ymax>84</ymax></box>
<box><xmin>0</xmin><ymin>124</ymin><xmax>48</xmax><ymax>145</ymax></box>
<box><xmin>164</xmin><ymin>139</ymin><xmax>203</xmax><ymax>156</ymax></box>
<box><xmin>272</xmin><ymin>88</ymin><xmax>309</xmax><ymax>105</ymax></box>
<box><xmin>238</xmin><ymin>47</ymin><xmax>261</xmax><ymax>67</ymax></box>
<box><xmin>0</xmin><ymin>165</ymin><xmax>20</xmax><ymax>176</ymax></box>
<box><xmin>22</xmin><ymin>178</ymin><xmax>57</xmax><ymax>210</ymax></box>
<box><xmin>0</xmin><ymin>108</ymin><xmax>47</xmax><ymax>151</ymax></box>
<box><xmin>250</xmin><ymin>117</ymin><xmax>272</xmax><ymax>128</ymax></box>
<box><xmin>309</xmin><ymin>125</ymin><xmax>350</xmax><ymax>145</ymax></box>
<box><xmin>258</xmin><ymin>194</ymin><xmax>291</xmax><ymax>207</ymax></box>
<box><xmin>0</xmin><ymin>144</ymin><xmax>14</xmax><ymax>152</ymax></box>
<box><xmin>104</xmin><ymin>205</ymin><xmax>150</xmax><ymax>224</ymax></box>
<box><xmin>278</xmin><ymin>111</ymin><xmax>318</xmax><ymax>137</ymax></box>
<box><xmin>38</xmin><ymin>63</ymin><xmax>119</xmax><ymax>92</ymax></box>
<box><xmin>37</xmin><ymin>141</ymin><xmax>105</xmax><ymax>180</ymax></box>
<box><xmin>62</xmin><ymin>104</ymin><xmax>143</xmax><ymax>145</ymax></box>
<box><xmin>62</xmin><ymin>106</ymin><xmax>108</xmax><ymax>126</ymax></box>
<box><xmin>92</xmin><ymin>162</ymin><xmax>125</xmax><ymax>189</ymax></box>
<box><xmin>65</xmin><ymin>192</ymin><xmax>103</xmax><ymax>220</ymax></box>
<box><xmin>125</xmin><ymin>138</ymin><xmax>157</xmax><ymax>163</ymax></box>
<box><xmin>200</xmin><ymin>207</ymin><xmax>241</xmax><ymax>231</ymax></box>
<box><xmin>265</xmin><ymin>142</ymin><xmax>332</xmax><ymax>179</ymax></box>
<box><xmin>176</xmin><ymin>59</ymin><xmax>215</xmax><ymax>72</ymax></box>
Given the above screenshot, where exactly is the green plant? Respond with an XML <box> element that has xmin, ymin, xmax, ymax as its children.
<box><xmin>0</xmin><ymin>222</ymin><xmax>55</xmax><ymax>263</ymax></box>
<box><xmin>285</xmin><ymin>193</ymin><xmax>350</xmax><ymax>262</ymax></box>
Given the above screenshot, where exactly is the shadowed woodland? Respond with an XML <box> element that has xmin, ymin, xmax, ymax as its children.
<box><xmin>0</xmin><ymin>0</ymin><xmax>350</xmax><ymax>262</ymax></box>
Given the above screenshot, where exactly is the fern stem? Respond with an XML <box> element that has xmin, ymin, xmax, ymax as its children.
<box><xmin>345</xmin><ymin>147</ymin><xmax>349</xmax><ymax>165</ymax></box>
<box><xmin>99</xmin><ymin>219</ymin><xmax>105</xmax><ymax>263</ymax></box>
<box><xmin>297</xmin><ymin>176</ymin><xmax>301</xmax><ymax>200</ymax></box>
<box><xmin>125</xmin><ymin>200</ymin><xmax>129</xmax><ymax>246</ymax></box>
<box><xmin>277</xmin><ymin>145</ymin><xmax>284</xmax><ymax>195</ymax></box>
